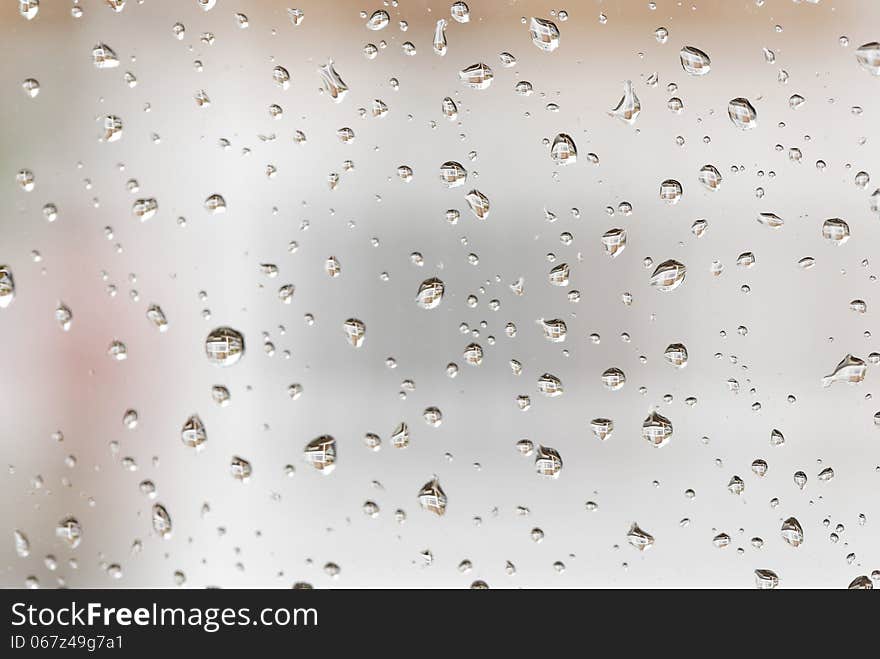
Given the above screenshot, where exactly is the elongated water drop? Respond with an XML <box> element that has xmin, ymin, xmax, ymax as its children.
<box><xmin>609</xmin><ymin>81</ymin><xmax>640</xmax><ymax>124</ymax></box>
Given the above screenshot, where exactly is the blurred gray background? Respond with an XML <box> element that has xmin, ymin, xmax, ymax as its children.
<box><xmin>1</xmin><ymin>0</ymin><xmax>880</xmax><ymax>588</ymax></box>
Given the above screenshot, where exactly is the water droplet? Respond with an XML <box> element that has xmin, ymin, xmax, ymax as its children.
<box><xmin>535</xmin><ymin>445</ymin><xmax>563</xmax><ymax>478</ymax></box>
<box><xmin>781</xmin><ymin>517</ymin><xmax>804</xmax><ymax>547</ymax></box>
<box><xmin>0</xmin><ymin>265</ymin><xmax>15</xmax><ymax>309</ymax></box>
<box><xmin>548</xmin><ymin>263</ymin><xmax>570</xmax><ymax>286</ymax></box>
<box><xmin>181</xmin><ymin>414</ymin><xmax>207</xmax><ymax>450</ymax></box>
<box><xmin>146</xmin><ymin>304</ymin><xmax>168</xmax><ymax>331</ymax></box>
<box><xmin>366</xmin><ymin>10</ymin><xmax>390</xmax><ymax>31</ymax></box>
<box><xmin>304</xmin><ymin>436</ymin><xmax>336</xmax><ymax>474</ymax></box>
<box><xmin>537</xmin><ymin>373</ymin><xmax>564</xmax><ymax>397</ymax></box>
<box><xmin>728</xmin><ymin>98</ymin><xmax>757</xmax><ymax>129</ymax></box>
<box><xmin>439</xmin><ymin>161</ymin><xmax>467</xmax><ymax>187</ymax></box>
<box><xmin>318</xmin><ymin>59</ymin><xmax>349</xmax><ymax>102</ymax></box>
<box><xmin>590</xmin><ymin>418</ymin><xmax>614</xmax><ymax>441</ymax></box>
<box><xmin>416</xmin><ymin>277</ymin><xmax>445</xmax><ymax>309</ymax></box>
<box><xmin>821</xmin><ymin>218</ymin><xmax>850</xmax><ymax>244</ymax></box>
<box><xmin>152</xmin><ymin>504</ymin><xmax>172</xmax><ymax>539</ymax></box>
<box><xmin>627</xmin><ymin>523</ymin><xmax>655</xmax><ymax>550</ymax></box>
<box><xmin>205</xmin><ymin>327</ymin><xmax>245</xmax><ymax>366</ymax></box>
<box><xmin>107</xmin><ymin>340</ymin><xmax>127</xmax><ymax>361</ymax></box>
<box><xmin>642</xmin><ymin>411</ymin><xmax>673</xmax><ymax>447</ymax></box>
<box><xmin>343</xmin><ymin>318</ymin><xmax>366</xmax><ymax>347</ymax></box>
<box><xmin>433</xmin><ymin>19</ymin><xmax>448</xmax><ymax>56</ymax></box>
<box><xmin>19</xmin><ymin>0</ymin><xmax>39</xmax><ymax>20</ymax></box>
<box><xmin>822</xmin><ymin>354</ymin><xmax>866</xmax><ymax>387</ymax></box>
<box><xmin>680</xmin><ymin>46</ymin><xmax>711</xmax><ymax>75</ymax></box>
<box><xmin>757</xmin><ymin>212</ymin><xmax>784</xmax><ymax>229</ymax></box>
<box><xmin>92</xmin><ymin>43</ymin><xmax>119</xmax><ymax>69</ymax></box>
<box><xmin>272</xmin><ymin>65</ymin><xmax>290</xmax><ymax>90</ymax></box>
<box><xmin>698</xmin><ymin>164</ymin><xmax>722</xmax><ymax>190</ymax></box>
<box><xmin>649</xmin><ymin>259</ymin><xmax>686</xmax><ymax>291</ymax></box>
<box><xmin>418</xmin><ymin>478</ymin><xmax>447</xmax><ymax>515</ymax></box>
<box><xmin>441</xmin><ymin>97</ymin><xmax>458</xmax><ymax>120</ymax></box>
<box><xmin>56</xmin><ymin>517</ymin><xmax>82</xmax><ymax>548</ymax></box>
<box><xmin>450</xmin><ymin>1</ymin><xmax>470</xmax><ymax>23</ymax></box>
<box><xmin>664</xmin><ymin>343</ymin><xmax>688</xmax><ymax>367</ymax></box>
<box><xmin>230</xmin><ymin>456</ymin><xmax>252</xmax><ymax>482</ymax></box>
<box><xmin>550</xmin><ymin>133</ymin><xmax>577</xmax><ymax>165</ymax></box>
<box><xmin>459</xmin><ymin>63</ymin><xmax>494</xmax><ymax>89</ymax></box>
<box><xmin>21</xmin><ymin>78</ymin><xmax>40</xmax><ymax>98</ymax></box>
<box><xmin>529</xmin><ymin>17</ymin><xmax>560</xmax><ymax>52</ymax></box>
<box><xmin>14</xmin><ymin>530</ymin><xmax>30</xmax><ymax>558</ymax></box>
<box><xmin>856</xmin><ymin>42</ymin><xmax>880</xmax><ymax>75</ymax></box>
<box><xmin>464</xmin><ymin>189</ymin><xmax>490</xmax><ymax>219</ymax></box>
<box><xmin>659</xmin><ymin>179</ymin><xmax>683</xmax><ymax>204</ymax></box>
<box><xmin>609</xmin><ymin>80</ymin><xmax>640</xmax><ymax>124</ymax></box>
<box><xmin>55</xmin><ymin>302</ymin><xmax>72</xmax><ymax>331</ymax></box>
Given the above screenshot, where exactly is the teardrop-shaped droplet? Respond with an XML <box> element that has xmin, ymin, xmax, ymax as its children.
<box><xmin>391</xmin><ymin>422</ymin><xmax>410</xmax><ymax>448</ymax></box>
<box><xmin>609</xmin><ymin>80</ymin><xmax>640</xmax><ymax>124</ymax></box>
<box><xmin>55</xmin><ymin>302</ymin><xmax>72</xmax><ymax>331</ymax></box>
<box><xmin>664</xmin><ymin>343</ymin><xmax>688</xmax><ymax>367</ymax></box>
<box><xmin>529</xmin><ymin>17</ymin><xmax>560</xmax><ymax>52</ymax></box>
<box><xmin>856</xmin><ymin>42</ymin><xmax>880</xmax><ymax>75</ymax></box>
<box><xmin>100</xmin><ymin>115</ymin><xmax>123</xmax><ymax>142</ymax></box>
<box><xmin>146</xmin><ymin>304</ymin><xmax>168</xmax><ymax>331</ymax></box>
<box><xmin>416</xmin><ymin>277</ymin><xmax>445</xmax><ymax>309</ymax></box>
<box><xmin>14</xmin><ymin>530</ymin><xmax>30</xmax><ymax>557</ymax></box>
<box><xmin>534</xmin><ymin>445</ymin><xmax>563</xmax><ymax>478</ymax></box>
<box><xmin>56</xmin><ymin>516</ymin><xmax>82</xmax><ymax>548</ymax></box>
<box><xmin>548</xmin><ymin>263</ymin><xmax>570</xmax><ymax>286</ymax></box>
<box><xmin>181</xmin><ymin>414</ymin><xmax>207</xmax><ymax>450</ymax></box>
<box><xmin>642</xmin><ymin>411</ymin><xmax>673</xmax><ymax>447</ymax></box>
<box><xmin>272</xmin><ymin>65</ymin><xmax>291</xmax><ymax>89</ymax></box>
<box><xmin>649</xmin><ymin>259</ymin><xmax>686</xmax><ymax>291</ymax></box>
<box><xmin>343</xmin><ymin>318</ymin><xmax>366</xmax><ymax>347</ymax></box>
<box><xmin>318</xmin><ymin>59</ymin><xmax>349</xmax><ymax>102</ymax></box>
<box><xmin>19</xmin><ymin>0</ymin><xmax>39</xmax><ymax>20</ymax></box>
<box><xmin>627</xmin><ymin>522</ymin><xmax>655</xmax><ymax>550</ymax></box>
<box><xmin>204</xmin><ymin>193</ymin><xmax>226</xmax><ymax>214</ymax></box>
<box><xmin>92</xmin><ymin>43</ymin><xmax>120</xmax><ymax>69</ymax></box>
<box><xmin>304</xmin><ymin>436</ymin><xmax>336</xmax><ymax>473</ymax></box>
<box><xmin>366</xmin><ymin>9</ymin><xmax>389</xmax><ymax>30</ymax></box>
<box><xmin>441</xmin><ymin>96</ymin><xmax>458</xmax><ymax>120</ymax></box>
<box><xmin>680</xmin><ymin>45</ymin><xmax>711</xmax><ymax>75</ymax></box>
<box><xmin>418</xmin><ymin>478</ymin><xmax>448</xmax><ymax>515</ymax></box>
<box><xmin>537</xmin><ymin>373</ymin><xmax>564</xmax><ymax>397</ymax></box>
<box><xmin>601</xmin><ymin>228</ymin><xmax>626</xmax><ymax>257</ymax></box>
<box><xmin>152</xmin><ymin>504</ymin><xmax>172</xmax><ymax>539</ymax></box>
<box><xmin>230</xmin><ymin>456</ymin><xmax>252</xmax><ymax>482</ymax></box>
<box><xmin>550</xmin><ymin>133</ymin><xmax>577</xmax><ymax>165</ymax></box>
<box><xmin>464</xmin><ymin>189</ymin><xmax>490</xmax><ymax>219</ymax></box>
<box><xmin>698</xmin><ymin>164</ymin><xmax>722</xmax><ymax>190</ymax></box>
<box><xmin>822</xmin><ymin>354</ymin><xmax>866</xmax><ymax>387</ymax></box>
<box><xmin>450</xmin><ymin>1</ymin><xmax>470</xmax><ymax>23</ymax></box>
<box><xmin>781</xmin><ymin>517</ymin><xmax>804</xmax><ymax>547</ymax></box>
<box><xmin>728</xmin><ymin>97</ymin><xmax>757</xmax><ymax>129</ymax></box>
<box><xmin>541</xmin><ymin>318</ymin><xmax>567</xmax><ymax>342</ymax></box>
